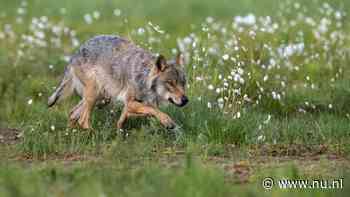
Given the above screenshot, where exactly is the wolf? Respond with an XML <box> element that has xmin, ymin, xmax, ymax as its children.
<box><xmin>48</xmin><ymin>35</ymin><xmax>188</xmax><ymax>130</ymax></box>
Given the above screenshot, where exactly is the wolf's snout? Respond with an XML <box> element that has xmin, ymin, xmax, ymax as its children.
<box><xmin>179</xmin><ymin>96</ymin><xmax>189</xmax><ymax>107</ymax></box>
<box><xmin>168</xmin><ymin>95</ymin><xmax>189</xmax><ymax>107</ymax></box>
<box><xmin>181</xmin><ymin>96</ymin><xmax>189</xmax><ymax>105</ymax></box>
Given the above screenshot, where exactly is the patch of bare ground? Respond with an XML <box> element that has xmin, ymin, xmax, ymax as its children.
<box><xmin>1</xmin><ymin>129</ymin><xmax>348</xmax><ymax>185</ymax></box>
<box><xmin>0</xmin><ymin>128</ymin><xmax>21</xmax><ymax>145</ymax></box>
<box><xmin>14</xmin><ymin>153</ymin><xmax>100</xmax><ymax>163</ymax></box>
<box><xmin>217</xmin><ymin>144</ymin><xmax>350</xmax><ymax>184</ymax></box>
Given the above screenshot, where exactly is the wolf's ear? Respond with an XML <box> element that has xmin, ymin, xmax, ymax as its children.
<box><xmin>156</xmin><ymin>55</ymin><xmax>167</xmax><ymax>72</ymax></box>
<box><xmin>176</xmin><ymin>53</ymin><xmax>184</xmax><ymax>66</ymax></box>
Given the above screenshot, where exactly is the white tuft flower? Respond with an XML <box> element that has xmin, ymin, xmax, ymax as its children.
<box><xmin>195</xmin><ymin>76</ymin><xmax>203</xmax><ymax>81</ymax></box>
<box><xmin>207</xmin><ymin>102</ymin><xmax>212</xmax><ymax>109</ymax></box>
<box><xmin>84</xmin><ymin>14</ymin><xmax>93</xmax><ymax>24</ymax></box>
<box><xmin>335</xmin><ymin>11</ymin><xmax>342</xmax><ymax>20</ymax></box>
<box><xmin>237</xmin><ymin>68</ymin><xmax>244</xmax><ymax>75</ymax></box>
<box><xmin>222</xmin><ymin>54</ymin><xmax>229</xmax><ymax>60</ymax></box>
<box><xmin>93</xmin><ymin>11</ymin><xmax>100</xmax><ymax>19</ymax></box>
<box><xmin>17</xmin><ymin>8</ymin><xmax>26</xmax><ymax>15</ymax></box>
<box><xmin>137</xmin><ymin>27</ymin><xmax>145</xmax><ymax>35</ymax></box>
<box><xmin>234</xmin><ymin>14</ymin><xmax>256</xmax><ymax>26</ymax></box>
<box><xmin>257</xmin><ymin>135</ymin><xmax>265</xmax><ymax>142</ymax></box>
<box><xmin>263</xmin><ymin>75</ymin><xmax>269</xmax><ymax>82</ymax></box>
<box><xmin>263</xmin><ymin>115</ymin><xmax>271</xmax><ymax>124</ymax></box>
<box><xmin>234</xmin><ymin>111</ymin><xmax>241</xmax><ymax>119</ymax></box>
<box><xmin>113</xmin><ymin>9</ymin><xmax>121</xmax><ymax>16</ymax></box>
<box><xmin>206</xmin><ymin>16</ymin><xmax>214</xmax><ymax>23</ymax></box>
<box><xmin>72</xmin><ymin>38</ymin><xmax>80</xmax><ymax>47</ymax></box>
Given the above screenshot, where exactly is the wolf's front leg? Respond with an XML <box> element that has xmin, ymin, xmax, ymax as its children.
<box><xmin>116</xmin><ymin>106</ymin><xmax>128</xmax><ymax>129</ymax></box>
<box><xmin>117</xmin><ymin>101</ymin><xmax>176</xmax><ymax>129</ymax></box>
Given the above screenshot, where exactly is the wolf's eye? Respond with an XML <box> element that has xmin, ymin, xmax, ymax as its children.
<box><xmin>165</xmin><ymin>81</ymin><xmax>175</xmax><ymax>90</ymax></box>
<box><xmin>166</xmin><ymin>81</ymin><xmax>174</xmax><ymax>86</ymax></box>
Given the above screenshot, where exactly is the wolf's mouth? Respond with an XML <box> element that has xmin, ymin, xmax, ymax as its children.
<box><xmin>168</xmin><ymin>98</ymin><xmax>188</xmax><ymax>107</ymax></box>
<box><xmin>168</xmin><ymin>98</ymin><xmax>176</xmax><ymax>105</ymax></box>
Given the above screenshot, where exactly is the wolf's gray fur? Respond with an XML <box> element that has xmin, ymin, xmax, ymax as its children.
<box><xmin>48</xmin><ymin>35</ymin><xmax>188</xmax><ymax>129</ymax></box>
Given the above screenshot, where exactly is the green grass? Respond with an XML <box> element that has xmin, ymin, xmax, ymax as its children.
<box><xmin>1</xmin><ymin>0</ymin><xmax>350</xmax><ymax>196</ymax></box>
<box><xmin>1</xmin><ymin>148</ymin><xmax>350</xmax><ymax>197</ymax></box>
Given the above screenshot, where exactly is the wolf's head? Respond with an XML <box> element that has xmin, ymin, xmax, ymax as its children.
<box><xmin>151</xmin><ymin>54</ymin><xmax>189</xmax><ymax>107</ymax></box>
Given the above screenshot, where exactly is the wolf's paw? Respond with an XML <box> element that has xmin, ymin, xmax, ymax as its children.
<box><xmin>160</xmin><ymin>116</ymin><xmax>176</xmax><ymax>129</ymax></box>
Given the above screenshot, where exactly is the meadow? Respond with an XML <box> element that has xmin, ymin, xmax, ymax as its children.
<box><xmin>0</xmin><ymin>0</ymin><xmax>350</xmax><ymax>196</ymax></box>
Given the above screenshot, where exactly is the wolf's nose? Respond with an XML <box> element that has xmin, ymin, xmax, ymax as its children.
<box><xmin>181</xmin><ymin>96</ymin><xmax>189</xmax><ymax>106</ymax></box>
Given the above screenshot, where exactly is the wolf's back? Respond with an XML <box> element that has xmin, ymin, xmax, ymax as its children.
<box><xmin>73</xmin><ymin>35</ymin><xmax>131</xmax><ymax>65</ymax></box>
<box><xmin>48</xmin><ymin>35</ymin><xmax>155</xmax><ymax>107</ymax></box>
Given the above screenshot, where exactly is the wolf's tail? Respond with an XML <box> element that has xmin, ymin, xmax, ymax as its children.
<box><xmin>48</xmin><ymin>66</ymin><xmax>74</xmax><ymax>107</ymax></box>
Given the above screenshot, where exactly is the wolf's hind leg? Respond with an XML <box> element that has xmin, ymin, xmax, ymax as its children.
<box><xmin>78</xmin><ymin>80</ymin><xmax>98</xmax><ymax>129</ymax></box>
<box><xmin>69</xmin><ymin>100</ymin><xmax>84</xmax><ymax>127</ymax></box>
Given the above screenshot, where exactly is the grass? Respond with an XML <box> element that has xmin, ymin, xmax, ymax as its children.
<box><xmin>1</xmin><ymin>0</ymin><xmax>350</xmax><ymax>196</ymax></box>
